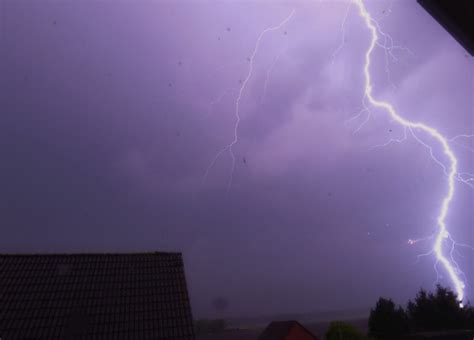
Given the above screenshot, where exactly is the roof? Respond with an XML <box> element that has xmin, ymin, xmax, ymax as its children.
<box><xmin>257</xmin><ymin>320</ymin><xmax>317</xmax><ymax>340</ymax></box>
<box><xmin>0</xmin><ymin>252</ymin><xmax>195</xmax><ymax>339</ymax></box>
<box><xmin>418</xmin><ymin>0</ymin><xmax>474</xmax><ymax>56</ymax></box>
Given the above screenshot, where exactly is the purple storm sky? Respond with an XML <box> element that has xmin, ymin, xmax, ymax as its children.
<box><xmin>1</xmin><ymin>0</ymin><xmax>473</xmax><ymax>318</ymax></box>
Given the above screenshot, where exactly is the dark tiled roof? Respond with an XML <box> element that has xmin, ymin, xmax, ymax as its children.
<box><xmin>257</xmin><ymin>320</ymin><xmax>317</xmax><ymax>340</ymax></box>
<box><xmin>257</xmin><ymin>320</ymin><xmax>294</xmax><ymax>340</ymax></box>
<box><xmin>0</xmin><ymin>252</ymin><xmax>195</xmax><ymax>339</ymax></box>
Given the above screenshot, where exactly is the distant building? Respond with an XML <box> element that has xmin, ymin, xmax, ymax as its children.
<box><xmin>258</xmin><ymin>320</ymin><xmax>318</xmax><ymax>340</ymax></box>
<box><xmin>0</xmin><ymin>252</ymin><xmax>195</xmax><ymax>339</ymax></box>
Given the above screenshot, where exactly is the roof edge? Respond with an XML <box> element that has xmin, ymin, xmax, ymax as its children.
<box><xmin>0</xmin><ymin>251</ymin><xmax>182</xmax><ymax>257</ymax></box>
<box><xmin>292</xmin><ymin>320</ymin><xmax>318</xmax><ymax>338</ymax></box>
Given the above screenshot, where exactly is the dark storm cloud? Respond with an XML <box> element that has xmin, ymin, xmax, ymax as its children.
<box><xmin>1</xmin><ymin>0</ymin><xmax>473</xmax><ymax>318</ymax></box>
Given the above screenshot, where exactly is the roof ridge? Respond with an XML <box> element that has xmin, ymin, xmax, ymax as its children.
<box><xmin>0</xmin><ymin>251</ymin><xmax>182</xmax><ymax>256</ymax></box>
<box><xmin>258</xmin><ymin>320</ymin><xmax>317</xmax><ymax>340</ymax></box>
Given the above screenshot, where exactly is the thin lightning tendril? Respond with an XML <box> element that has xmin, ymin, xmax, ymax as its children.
<box><xmin>227</xmin><ymin>10</ymin><xmax>295</xmax><ymax>192</ymax></box>
<box><xmin>261</xmin><ymin>49</ymin><xmax>286</xmax><ymax>104</ymax></box>
<box><xmin>354</xmin><ymin>0</ymin><xmax>466</xmax><ymax>303</ymax></box>
<box><xmin>331</xmin><ymin>1</ymin><xmax>352</xmax><ymax>64</ymax></box>
<box><xmin>370</xmin><ymin>127</ymin><xmax>407</xmax><ymax>150</ymax></box>
<box><xmin>203</xmin><ymin>9</ymin><xmax>296</xmax><ymax>192</ymax></box>
<box><xmin>207</xmin><ymin>88</ymin><xmax>237</xmax><ymax>118</ymax></box>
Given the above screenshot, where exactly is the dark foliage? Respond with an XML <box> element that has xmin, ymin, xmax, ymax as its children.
<box><xmin>326</xmin><ymin>321</ymin><xmax>367</xmax><ymax>340</ymax></box>
<box><xmin>369</xmin><ymin>285</ymin><xmax>474</xmax><ymax>339</ymax></box>
<box><xmin>407</xmin><ymin>285</ymin><xmax>466</xmax><ymax>331</ymax></box>
<box><xmin>368</xmin><ymin>297</ymin><xmax>408</xmax><ymax>339</ymax></box>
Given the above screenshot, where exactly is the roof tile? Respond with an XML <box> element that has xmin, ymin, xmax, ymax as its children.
<box><xmin>0</xmin><ymin>252</ymin><xmax>194</xmax><ymax>339</ymax></box>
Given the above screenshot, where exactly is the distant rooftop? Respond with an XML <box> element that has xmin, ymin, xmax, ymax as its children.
<box><xmin>258</xmin><ymin>320</ymin><xmax>318</xmax><ymax>340</ymax></box>
<box><xmin>0</xmin><ymin>252</ymin><xmax>195</xmax><ymax>339</ymax></box>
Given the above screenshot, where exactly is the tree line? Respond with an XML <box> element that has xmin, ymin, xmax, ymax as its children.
<box><xmin>368</xmin><ymin>284</ymin><xmax>474</xmax><ymax>339</ymax></box>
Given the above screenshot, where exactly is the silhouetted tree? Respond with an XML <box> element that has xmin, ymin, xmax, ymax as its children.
<box><xmin>368</xmin><ymin>297</ymin><xmax>408</xmax><ymax>339</ymax></box>
<box><xmin>369</xmin><ymin>285</ymin><xmax>474</xmax><ymax>338</ymax></box>
<box><xmin>326</xmin><ymin>321</ymin><xmax>367</xmax><ymax>340</ymax></box>
<box><xmin>462</xmin><ymin>304</ymin><xmax>474</xmax><ymax>328</ymax></box>
<box><xmin>407</xmin><ymin>285</ymin><xmax>465</xmax><ymax>332</ymax></box>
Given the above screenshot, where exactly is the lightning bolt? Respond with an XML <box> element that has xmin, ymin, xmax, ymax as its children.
<box><xmin>201</xmin><ymin>0</ymin><xmax>471</xmax><ymax>304</ymax></box>
<box><xmin>203</xmin><ymin>9</ymin><xmax>295</xmax><ymax>192</ymax></box>
<box><xmin>353</xmin><ymin>0</ymin><xmax>466</xmax><ymax>303</ymax></box>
